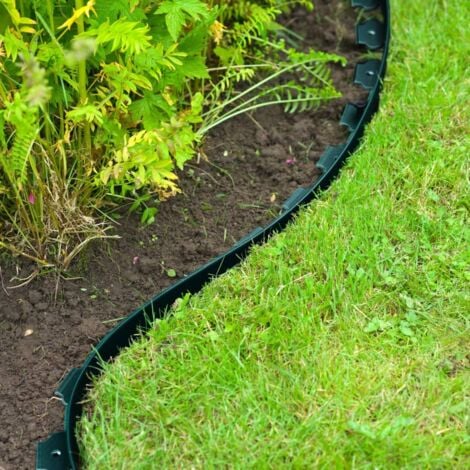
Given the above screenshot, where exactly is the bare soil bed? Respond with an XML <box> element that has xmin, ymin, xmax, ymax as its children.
<box><xmin>0</xmin><ymin>2</ymin><xmax>368</xmax><ymax>468</ymax></box>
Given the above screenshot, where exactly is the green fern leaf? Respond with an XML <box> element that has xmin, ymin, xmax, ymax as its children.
<box><xmin>10</xmin><ymin>125</ymin><xmax>36</xmax><ymax>188</ymax></box>
<box><xmin>2</xmin><ymin>94</ymin><xmax>39</xmax><ymax>188</ymax></box>
<box><xmin>80</xmin><ymin>19</ymin><xmax>152</xmax><ymax>56</ymax></box>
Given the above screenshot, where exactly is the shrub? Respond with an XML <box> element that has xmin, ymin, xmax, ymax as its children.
<box><xmin>0</xmin><ymin>0</ymin><xmax>344</xmax><ymax>271</ymax></box>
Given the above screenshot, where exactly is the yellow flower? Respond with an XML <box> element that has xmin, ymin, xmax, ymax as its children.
<box><xmin>210</xmin><ymin>21</ymin><xmax>225</xmax><ymax>45</ymax></box>
<box><xmin>59</xmin><ymin>0</ymin><xmax>97</xmax><ymax>31</ymax></box>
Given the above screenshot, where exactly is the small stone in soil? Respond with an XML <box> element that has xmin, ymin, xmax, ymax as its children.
<box><xmin>123</xmin><ymin>270</ymin><xmax>140</xmax><ymax>283</ymax></box>
<box><xmin>19</xmin><ymin>300</ymin><xmax>34</xmax><ymax>316</ymax></box>
<box><xmin>137</xmin><ymin>257</ymin><xmax>160</xmax><ymax>275</ymax></box>
<box><xmin>262</xmin><ymin>144</ymin><xmax>284</xmax><ymax>159</ymax></box>
<box><xmin>5</xmin><ymin>309</ymin><xmax>20</xmax><ymax>322</ymax></box>
<box><xmin>60</xmin><ymin>308</ymin><xmax>71</xmax><ymax>317</ymax></box>
<box><xmin>28</xmin><ymin>290</ymin><xmax>42</xmax><ymax>305</ymax></box>
<box><xmin>36</xmin><ymin>302</ymin><xmax>49</xmax><ymax>311</ymax></box>
<box><xmin>255</xmin><ymin>128</ymin><xmax>270</xmax><ymax>146</ymax></box>
<box><xmin>66</xmin><ymin>296</ymin><xmax>80</xmax><ymax>308</ymax></box>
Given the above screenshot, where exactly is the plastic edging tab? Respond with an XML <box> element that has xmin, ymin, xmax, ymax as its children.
<box><xmin>36</xmin><ymin>432</ymin><xmax>68</xmax><ymax>470</ymax></box>
<box><xmin>340</xmin><ymin>103</ymin><xmax>366</xmax><ymax>132</ymax></box>
<box><xmin>357</xmin><ymin>19</ymin><xmax>386</xmax><ymax>50</ymax></box>
<box><xmin>316</xmin><ymin>144</ymin><xmax>347</xmax><ymax>174</ymax></box>
<box><xmin>354</xmin><ymin>60</ymin><xmax>382</xmax><ymax>90</ymax></box>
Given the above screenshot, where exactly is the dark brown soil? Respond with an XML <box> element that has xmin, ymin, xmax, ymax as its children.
<box><xmin>0</xmin><ymin>2</ymin><xmax>368</xmax><ymax>468</ymax></box>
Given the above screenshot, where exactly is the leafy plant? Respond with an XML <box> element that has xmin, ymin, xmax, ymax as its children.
<box><xmin>200</xmin><ymin>0</ymin><xmax>345</xmax><ymax>134</ymax></box>
<box><xmin>0</xmin><ymin>0</ymin><xmax>344</xmax><ymax>271</ymax></box>
<box><xmin>0</xmin><ymin>0</ymin><xmax>213</xmax><ymax>268</ymax></box>
<box><xmin>200</xmin><ymin>46</ymin><xmax>345</xmax><ymax>135</ymax></box>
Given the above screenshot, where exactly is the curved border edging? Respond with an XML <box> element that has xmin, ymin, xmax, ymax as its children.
<box><xmin>36</xmin><ymin>1</ymin><xmax>390</xmax><ymax>468</ymax></box>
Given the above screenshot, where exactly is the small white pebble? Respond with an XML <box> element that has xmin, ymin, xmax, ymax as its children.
<box><xmin>24</xmin><ymin>329</ymin><xmax>34</xmax><ymax>337</ymax></box>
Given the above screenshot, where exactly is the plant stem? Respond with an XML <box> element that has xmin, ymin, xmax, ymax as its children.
<box><xmin>0</xmin><ymin>240</ymin><xmax>51</xmax><ymax>266</ymax></box>
<box><xmin>18</xmin><ymin>0</ymin><xmax>26</xmax><ymax>16</ymax></box>
<box><xmin>0</xmin><ymin>81</ymin><xmax>8</xmax><ymax>104</ymax></box>
<box><xmin>43</xmin><ymin>107</ymin><xmax>52</xmax><ymax>145</ymax></box>
<box><xmin>201</xmin><ymin>58</ymin><xmax>310</xmax><ymax>120</ymax></box>
<box><xmin>75</xmin><ymin>0</ymin><xmax>91</xmax><ymax>156</ymax></box>
<box><xmin>206</xmin><ymin>64</ymin><xmax>274</xmax><ymax>73</ymax></box>
<box><xmin>198</xmin><ymin>96</ymin><xmax>328</xmax><ymax>135</ymax></box>
<box><xmin>47</xmin><ymin>0</ymin><xmax>54</xmax><ymax>28</ymax></box>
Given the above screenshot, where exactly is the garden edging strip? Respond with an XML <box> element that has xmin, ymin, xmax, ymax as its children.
<box><xmin>36</xmin><ymin>1</ymin><xmax>390</xmax><ymax>468</ymax></box>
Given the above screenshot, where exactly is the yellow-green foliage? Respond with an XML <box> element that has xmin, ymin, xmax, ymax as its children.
<box><xmin>0</xmin><ymin>0</ymin><xmax>216</xmax><ymax>265</ymax></box>
<box><xmin>0</xmin><ymin>0</ymin><xmax>340</xmax><ymax>269</ymax></box>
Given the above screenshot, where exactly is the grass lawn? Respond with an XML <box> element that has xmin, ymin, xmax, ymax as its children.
<box><xmin>78</xmin><ymin>0</ymin><xmax>469</xmax><ymax>467</ymax></box>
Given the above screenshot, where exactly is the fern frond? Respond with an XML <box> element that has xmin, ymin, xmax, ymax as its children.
<box><xmin>80</xmin><ymin>18</ymin><xmax>152</xmax><ymax>56</ymax></box>
<box><xmin>1</xmin><ymin>93</ymin><xmax>39</xmax><ymax>188</ymax></box>
<box><xmin>101</xmin><ymin>62</ymin><xmax>153</xmax><ymax>95</ymax></box>
<box><xmin>232</xmin><ymin>4</ymin><xmax>279</xmax><ymax>47</ymax></box>
<box><xmin>206</xmin><ymin>66</ymin><xmax>256</xmax><ymax>103</ymax></box>
<box><xmin>10</xmin><ymin>122</ymin><xmax>36</xmax><ymax>187</ymax></box>
<box><xmin>200</xmin><ymin>49</ymin><xmax>345</xmax><ymax>136</ymax></box>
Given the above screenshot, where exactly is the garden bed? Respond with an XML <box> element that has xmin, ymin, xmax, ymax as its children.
<box><xmin>0</xmin><ymin>1</ymin><xmax>368</xmax><ymax>468</ymax></box>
